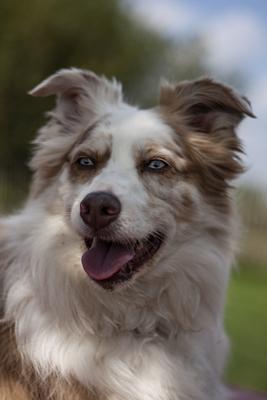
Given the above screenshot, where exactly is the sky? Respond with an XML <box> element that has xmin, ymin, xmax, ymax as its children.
<box><xmin>127</xmin><ymin>0</ymin><xmax>267</xmax><ymax>190</ymax></box>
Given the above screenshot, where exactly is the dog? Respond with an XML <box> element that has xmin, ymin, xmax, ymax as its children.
<box><xmin>0</xmin><ymin>68</ymin><xmax>254</xmax><ymax>399</ymax></box>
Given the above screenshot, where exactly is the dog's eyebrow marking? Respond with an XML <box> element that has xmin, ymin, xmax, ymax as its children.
<box><xmin>134</xmin><ymin>141</ymin><xmax>187</xmax><ymax>172</ymax></box>
<box><xmin>64</xmin><ymin>114</ymin><xmax>112</xmax><ymax>165</ymax></box>
<box><xmin>73</xmin><ymin>114</ymin><xmax>109</xmax><ymax>147</ymax></box>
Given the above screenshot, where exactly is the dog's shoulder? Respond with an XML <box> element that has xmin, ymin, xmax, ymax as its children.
<box><xmin>0</xmin><ymin>321</ymin><xmax>30</xmax><ymax>399</ymax></box>
<box><xmin>0</xmin><ymin>321</ymin><xmax>99</xmax><ymax>400</ymax></box>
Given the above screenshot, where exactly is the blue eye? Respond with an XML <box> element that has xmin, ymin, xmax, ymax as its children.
<box><xmin>76</xmin><ymin>157</ymin><xmax>95</xmax><ymax>167</ymax></box>
<box><xmin>146</xmin><ymin>159</ymin><xmax>169</xmax><ymax>170</ymax></box>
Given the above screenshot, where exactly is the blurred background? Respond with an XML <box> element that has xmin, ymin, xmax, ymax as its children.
<box><xmin>0</xmin><ymin>0</ymin><xmax>266</xmax><ymax>392</ymax></box>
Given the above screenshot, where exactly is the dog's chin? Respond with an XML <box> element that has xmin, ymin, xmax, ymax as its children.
<box><xmin>80</xmin><ymin>232</ymin><xmax>165</xmax><ymax>290</ymax></box>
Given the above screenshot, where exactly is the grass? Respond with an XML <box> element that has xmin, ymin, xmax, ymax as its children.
<box><xmin>225</xmin><ymin>265</ymin><xmax>267</xmax><ymax>392</ymax></box>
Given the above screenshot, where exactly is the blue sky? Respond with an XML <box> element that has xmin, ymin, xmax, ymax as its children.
<box><xmin>186</xmin><ymin>0</ymin><xmax>267</xmax><ymax>16</ymax></box>
<box><xmin>189</xmin><ymin>0</ymin><xmax>267</xmax><ymax>15</ymax></box>
<box><xmin>127</xmin><ymin>0</ymin><xmax>267</xmax><ymax>190</ymax></box>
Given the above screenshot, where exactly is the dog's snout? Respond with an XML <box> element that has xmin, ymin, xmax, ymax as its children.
<box><xmin>80</xmin><ymin>191</ymin><xmax>121</xmax><ymax>230</ymax></box>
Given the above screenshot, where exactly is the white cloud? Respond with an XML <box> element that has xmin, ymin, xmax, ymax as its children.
<box><xmin>127</xmin><ymin>0</ymin><xmax>197</xmax><ymax>36</ymax></box>
<box><xmin>202</xmin><ymin>12</ymin><xmax>267</xmax><ymax>75</ymax></box>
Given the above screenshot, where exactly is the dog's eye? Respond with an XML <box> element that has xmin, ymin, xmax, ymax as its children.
<box><xmin>76</xmin><ymin>157</ymin><xmax>95</xmax><ymax>168</ymax></box>
<box><xmin>146</xmin><ymin>159</ymin><xmax>169</xmax><ymax>171</ymax></box>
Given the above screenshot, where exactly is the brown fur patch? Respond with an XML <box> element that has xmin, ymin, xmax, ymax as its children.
<box><xmin>134</xmin><ymin>141</ymin><xmax>197</xmax><ymax>224</ymax></box>
<box><xmin>68</xmin><ymin>148</ymin><xmax>111</xmax><ymax>184</ymax></box>
<box><xmin>158</xmin><ymin>78</ymin><xmax>254</xmax><ymax>212</ymax></box>
<box><xmin>135</xmin><ymin>141</ymin><xmax>187</xmax><ymax>175</ymax></box>
<box><xmin>29</xmin><ymin>68</ymin><xmax>122</xmax><ymax>198</ymax></box>
<box><xmin>159</xmin><ymin>78</ymin><xmax>254</xmax><ymax>132</ymax></box>
<box><xmin>30</xmin><ymin>120</ymin><xmax>106</xmax><ymax>197</ymax></box>
<box><xmin>0</xmin><ymin>322</ymin><xmax>101</xmax><ymax>400</ymax></box>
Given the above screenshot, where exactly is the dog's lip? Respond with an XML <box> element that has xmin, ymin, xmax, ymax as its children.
<box><xmin>82</xmin><ymin>232</ymin><xmax>165</xmax><ymax>289</ymax></box>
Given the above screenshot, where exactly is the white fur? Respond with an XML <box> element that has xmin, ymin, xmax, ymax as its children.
<box><xmin>2</xmin><ymin>202</ymin><xmax>232</xmax><ymax>399</ymax></box>
<box><xmin>0</xmin><ymin>69</ymin><xmax>243</xmax><ymax>400</ymax></box>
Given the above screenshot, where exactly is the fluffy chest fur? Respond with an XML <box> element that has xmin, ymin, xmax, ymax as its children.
<box><xmin>0</xmin><ymin>322</ymin><xmax>99</xmax><ymax>400</ymax></box>
<box><xmin>0</xmin><ymin>69</ymin><xmax>254</xmax><ymax>400</ymax></box>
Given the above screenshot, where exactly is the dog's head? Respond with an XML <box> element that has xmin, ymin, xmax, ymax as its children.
<box><xmin>30</xmin><ymin>69</ymin><xmax>254</xmax><ymax>290</ymax></box>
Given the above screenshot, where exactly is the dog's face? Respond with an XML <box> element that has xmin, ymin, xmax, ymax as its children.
<box><xmin>64</xmin><ymin>108</ymin><xmax>189</xmax><ymax>289</ymax></box>
<box><xmin>30</xmin><ymin>69</ymin><xmax>253</xmax><ymax>290</ymax></box>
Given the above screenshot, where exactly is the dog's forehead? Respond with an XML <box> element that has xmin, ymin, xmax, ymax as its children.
<box><xmin>93</xmin><ymin>106</ymin><xmax>176</xmax><ymax>152</ymax></box>
<box><xmin>75</xmin><ymin>105</ymin><xmax>180</xmax><ymax>170</ymax></box>
<box><xmin>109</xmin><ymin>107</ymin><xmax>174</xmax><ymax>144</ymax></box>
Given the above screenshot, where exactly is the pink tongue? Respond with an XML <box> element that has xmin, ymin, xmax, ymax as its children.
<box><xmin>82</xmin><ymin>238</ymin><xmax>135</xmax><ymax>281</ymax></box>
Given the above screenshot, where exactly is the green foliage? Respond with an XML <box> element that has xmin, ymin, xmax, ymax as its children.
<box><xmin>226</xmin><ymin>265</ymin><xmax>267</xmax><ymax>391</ymax></box>
<box><xmin>238</xmin><ymin>187</ymin><xmax>267</xmax><ymax>231</ymax></box>
<box><xmin>237</xmin><ymin>187</ymin><xmax>267</xmax><ymax>265</ymax></box>
<box><xmin>0</xmin><ymin>0</ymin><xmax>168</xmax><ymax>178</ymax></box>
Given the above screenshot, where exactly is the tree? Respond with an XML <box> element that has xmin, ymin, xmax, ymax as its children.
<box><xmin>0</xmin><ymin>0</ymin><xmax>203</xmax><ymax>211</ymax></box>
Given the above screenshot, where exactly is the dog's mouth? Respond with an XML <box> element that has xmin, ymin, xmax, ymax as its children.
<box><xmin>81</xmin><ymin>232</ymin><xmax>164</xmax><ymax>289</ymax></box>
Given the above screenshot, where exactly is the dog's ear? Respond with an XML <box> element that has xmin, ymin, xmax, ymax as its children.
<box><xmin>160</xmin><ymin>78</ymin><xmax>255</xmax><ymax>185</ymax></box>
<box><xmin>159</xmin><ymin>78</ymin><xmax>255</xmax><ymax>134</ymax></box>
<box><xmin>29</xmin><ymin>68</ymin><xmax>122</xmax><ymax>129</ymax></box>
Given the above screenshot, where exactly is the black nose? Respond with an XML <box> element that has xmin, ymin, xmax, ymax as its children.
<box><xmin>80</xmin><ymin>191</ymin><xmax>121</xmax><ymax>230</ymax></box>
